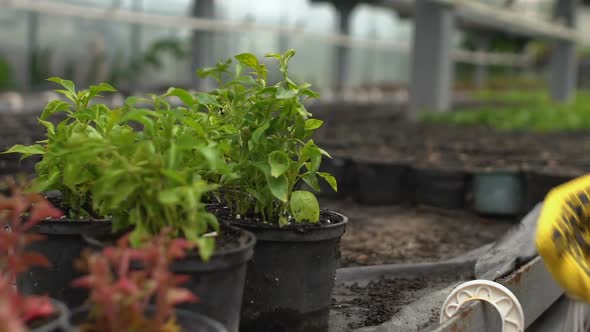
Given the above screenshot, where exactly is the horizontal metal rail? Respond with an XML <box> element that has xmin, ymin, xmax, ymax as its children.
<box><xmin>0</xmin><ymin>0</ymin><xmax>532</xmax><ymax>67</ymax></box>
<box><xmin>376</xmin><ymin>0</ymin><xmax>580</xmax><ymax>42</ymax></box>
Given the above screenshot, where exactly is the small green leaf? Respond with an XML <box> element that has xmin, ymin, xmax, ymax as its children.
<box><xmin>2</xmin><ymin>144</ymin><xmax>45</xmax><ymax>157</ymax></box>
<box><xmin>318</xmin><ymin>172</ymin><xmax>337</xmax><ymax>192</ymax></box>
<box><xmin>88</xmin><ymin>82</ymin><xmax>117</xmax><ymax>100</ymax></box>
<box><xmin>301</xmin><ymin>142</ymin><xmax>321</xmax><ymax>172</ymax></box>
<box><xmin>268</xmin><ymin>151</ymin><xmax>290</xmax><ymax>177</ymax></box>
<box><xmin>251</xmin><ymin>122</ymin><xmax>270</xmax><ymax>143</ymax></box>
<box><xmin>290</xmin><ymin>190</ymin><xmax>319</xmax><ymax>223</ymax></box>
<box><xmin>301</xmin><ymin>88</ymin><xmax>320</xmax><ymax>99</ymax></box>
<box><xmin>166</xmin><ymin>87</ymin><xmax>194</xmax><ymax>108</ymax></box>
<box><xmin>40</xmin><ymin>100</ymin><xmax>71</xmax><ymax>120</ymax></box>
<box><xmin>194</xmin><ymin>92</ymin><xmax>221</xmax><ymax>108</ymax></box>
<box><xmin>283</xmin><ymin>49</ymin><xmax>296</xmax><ymax>63</ymax></box>
<box><xmin>235</xmin><ymin>53</ymin><xmax>259</xmax><ymax>69</ymax></box>
<box><xmin>267</xmin><ymin>174</ymin><xmax>288</xmax><ymax>202</ymax></box>
<box><xmin>55</xmin><ymin>89</ymin><xmax>77</xmax><ymax>104</ymax></box>
<box><xmin>304</xmin><ymin>119</ymin><xmax>323</xmax><ymax>130</ymax></box>
<box><xmin>124</xmin><ymin>96</ymin><xmax>140</xmax><ymax>106</ymax></box>
<box><xmin>159</xmin><ymin>189</ymin><xmax>181</xmax><ymax>204</ymax></box>
<box><xmin>301</xmin><ymin>172</ymin><xmax>320</xmax><ymax>192</ymax></box>
<box><xmin>276</xmin><ymin>86</ymin><xmax>296</xmax><ymax>99</ymax></box>
<box><xmin>196</xmin><ymin>237</ymin><xmax>215</xmax><ymax>261</ymax></box>
<box><xmin>38</xmin><ymin>119</ymin><xmax>55</xmax><ymax>136</ymax></box>
<box><xmin>265</xmin><ymin>53</ymin><xmax>281</xmax><ymax>60</ymax></box>
<box><xmin>47</xmin><ymin>77</ymin><xmax>75</xmax><ymax>94</ymax></box>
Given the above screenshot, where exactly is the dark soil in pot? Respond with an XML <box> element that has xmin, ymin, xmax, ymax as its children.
<box><xmin>352</xmin><ymin>160</ymin><xmax>409</xmax><ymax>205</ymax></box>
<box><xmin>412</xmin><ymin>166</ymin><xmax>469</xmax><ymax>210</ymax></box>
<box><xmin>69</xmin><ymin>305</ymin><xmax>227</xmax><ymax>332</ymax></box>
<box><xmin>18</xmin><ymin>218</ymin><xmax>112</xmax><ymax>309</ymax></box>
<box><xmin>83</xmin><ymin>224</ymin><xmax>255</xmax><ymax>332</ymax></box>
<box><xmin>222</xmin><ymin>210</ymin><xmax>348</xmax><ymax>332</ymax></box>
<box><xmin>28</xmin><ymin>299</ymin><xmax>70</xmax><ymax>332</ymax></box>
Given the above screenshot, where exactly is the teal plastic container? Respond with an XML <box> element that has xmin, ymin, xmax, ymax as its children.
<box><xmin>473</xmin><ymin>171</ymin><xmax>524</xmax><ymax>216</ymax></box>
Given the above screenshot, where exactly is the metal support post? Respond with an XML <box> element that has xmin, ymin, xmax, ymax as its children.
<box><xmin>474</xmin><ymin>36</ymin><xmax>489</xmax><ymax>89</ymax></box>
<box><xmin>550</xmin><ymin>0</ymin><xmax>578</xmax><ymax>102</ymax></box>
<box><xmin>26</xmin><ymin>11</ymin><xmax>39</xmax><ymax>90</ymax></box>
<box><xmin>409</xmin><ymin>0</ymin><xmax>455</xmax><ymax>119</ymax></box>
<box><xmin>333</xmin><ymin>4</ymin><xmax>354</xmax><ymax>93</ymax></box>
<box><xmin>191</xmin><ymin>0</ymin><xmax>215</xmax><ymax>90</ymax></box>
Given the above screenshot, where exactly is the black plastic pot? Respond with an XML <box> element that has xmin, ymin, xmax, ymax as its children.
<box><xmin>227</xmin><ymin>211</ymin><xmax>348</xmax><ymax>332</ymax></box>
<box><xmin>29</xmin><ymin>299</ymin><xmax>70</xmax><ymax>332</ymax></box>
<box><xmin>17</xmin><ymin>219</ymin><xmax>112</xmax><ymax>308</ymax></box>
<box><xmin>170</xmin><ymin>225</ymin><xmax>255</xmax><ymax>332</ymax></box>
<box><xmin>317</xmin><ymin>157</ymin><xmax>353</xmax><ymax>200</ymax></box>
<box><xmin>83</xmin><ymin>224</ymin><xmax>255</xmax><ymax>332</ymax></box>
<box><xmin>523</xmin><ymin>170</ymin><xmax>575</xmax><ymax>211</ymax></box>
<box><xmin>69</xmin><ymin>305</ymin><xmax>227</xmax><ymax>332</ymax></box>
<box><xmin>413</xmin><ymin>167</ymin><xmax>469</xmax><ymax>209</ymax></box>
<box><xmin>353</xmin><ymin>160</ymin><xmax>409</xmax><ymax>205</ymax></box>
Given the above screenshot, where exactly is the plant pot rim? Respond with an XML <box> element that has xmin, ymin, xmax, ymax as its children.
<box><xmin>29</xmin><ymin>218</ymin><xmax>112</xmax><ymax>235</ymax></box>
<box><xmin>191</xmin><ymin>224</ymin><xmax>256</xmax><ymax>258</ymax></box>
<box><xmin>82</xmin><ymin>224</ymin><xmax>256</xmax><ymax>265</ymax></box>
<box><xmin>226</xmin><ymin>210</ymin><xmax>348</xmax><ymax>242</ymax></box>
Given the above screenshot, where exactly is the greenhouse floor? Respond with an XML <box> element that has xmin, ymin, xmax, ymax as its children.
<box><xmin>324</xmin><ymin>199</ymin><xmax>512</xmax><ymax>268</ymax></box>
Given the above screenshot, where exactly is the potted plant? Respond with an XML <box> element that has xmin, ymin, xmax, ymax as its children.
<box><xmin>3</xmin><ymin>78</ymin><xmax>122</xmax><ymax>307</ymax></box>
<box><xmin>199</xmin><ymin>50</ymin><xmax>348</xmax><ymax>332</ymax></box>
<box><xmin>0</xmin><ymin>177</ymin><xmax>70</xmax><ymax>332</ymax></box>
<box><xmin>82</xmin><ymin>92</ymin><xmax>255</xmax><ymax>332</ymax></box>
<box><xmin>3</xmin><ymin>79</ymin><xmax>255</xmax><ymax>332</ymax></box>
<box><xmin>69</xmin><ymin>229</ymin><xmax>227</xmax><ymax>332</ymax></box>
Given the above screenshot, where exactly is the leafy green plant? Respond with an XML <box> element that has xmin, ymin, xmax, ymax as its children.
<box><xmin>198</xmin><ymin>50</ymin><xmax>337</xmax><ymax>224</ymax></box>
<box><xmin>3</xmin><ymin>77</ymin><xmax>119</xmax><ymax>217</ymax></box>
<box><xmin>422</xmin><ymin>90</ymin><xmax>590</xmax><ymax>132</ymax></box>
<box><xmin>88</xmin><ymin>93</ymin><xmax>227</xmax><ymax>257</ymax></box>
<box><xmin>3</xmin><ymin>78</ymin><xmax>226</xmax><ymax>258</ymax></box>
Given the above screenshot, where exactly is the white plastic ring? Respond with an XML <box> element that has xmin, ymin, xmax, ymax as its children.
<box><xmin>440</xmin><ymin>279</ymin><xmax>525</xmax><ymax>332</ymax></box>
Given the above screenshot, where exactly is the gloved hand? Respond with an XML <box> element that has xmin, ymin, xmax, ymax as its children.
<box><xmin>536</xmin><ymin>174</ymin><xmax>590</xmax><ymax>303</ymax></box>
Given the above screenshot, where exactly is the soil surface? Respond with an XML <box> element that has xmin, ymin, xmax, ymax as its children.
<box><xmin>331</xmin><ymin>275</ymin><xmax>465</xmax><ymax>330</ymax></box>
<box><xmin>321</xmin><ymin>199</ymin><xmax>512</xmax><ymax>267</ymax></box>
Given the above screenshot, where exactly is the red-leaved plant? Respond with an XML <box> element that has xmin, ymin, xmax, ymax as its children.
<box><xmin>0</xmin><ymin>177</ymin><xmax>64</xmax><ymax>332</ymax></box>
<box><xmin>72</xmin><ymin>229</ymin><xmax>198</xmax><ymax>332</ymax></box>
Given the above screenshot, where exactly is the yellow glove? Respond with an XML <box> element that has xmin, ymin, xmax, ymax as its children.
<box><xmin>536</xmin><ymin>174</ymin><xmax>590</xmax><ymax>303</ymax></box>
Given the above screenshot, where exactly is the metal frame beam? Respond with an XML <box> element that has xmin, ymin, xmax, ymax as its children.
<box><xmin>550</xmin><ymin>0</ymin><xmax>578</xmax><ymax>102</ymax></box>
<box><xmin>408</xmin><ymin>0</ymin><xmax>454</xmax><ymax>117</ymax></box>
